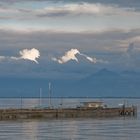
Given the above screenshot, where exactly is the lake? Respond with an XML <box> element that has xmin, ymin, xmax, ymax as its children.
<box><xmin>0</xmin><ymin>98</ymin><xmax>139</xmax><ymax>140</ymax></box>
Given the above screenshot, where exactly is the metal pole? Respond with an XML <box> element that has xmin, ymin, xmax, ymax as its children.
<box><xmin>49</xmin><ymin>82</ymin><xmax>51</xmax><ymax>108</ymax></box>
<box><xmin>20</xmin><ymin>96</ymin><xmax>23</xmax><ymax>109</ymax></box>
<box><xmin>39</xmin><ymin>88</ymin><xmax>42</xmax><ymax>107</ymax></box>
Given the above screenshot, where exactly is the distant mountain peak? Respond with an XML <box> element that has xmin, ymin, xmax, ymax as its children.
<box><xmin>95</xmin><ymin>68</ymin><xmax>118</xmax><ymax>76</ymax></box>
<box><xmin>83</xmin><ymin>68</ymin><xmax>119</xmax><ymax>81</ymax></box>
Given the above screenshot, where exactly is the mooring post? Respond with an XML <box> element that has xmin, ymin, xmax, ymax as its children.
<box><xmin>132</xmin><ymin>105</ymin><xmax>137</xmax><ymax>116</ymax></box>
<box><xmin>122</xmin><ymin>104</ymin><xmax>125</xmax><ymax>116</ymax></box>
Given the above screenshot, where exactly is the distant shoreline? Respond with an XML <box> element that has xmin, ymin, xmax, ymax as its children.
<box><xmin>0</xmin><ymin>96</ymin><xmax>140</xmax><ymax>99</ymax></box>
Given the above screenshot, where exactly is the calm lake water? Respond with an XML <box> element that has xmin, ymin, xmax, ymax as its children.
<box><xmin>0</xmin><ymin>98</ymin><xmax>140</xmax><ymax>140</ymax></box>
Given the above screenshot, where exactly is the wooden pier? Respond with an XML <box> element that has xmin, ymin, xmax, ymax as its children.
<box><xmin>0</xmin><ymin>106</ymin><xmax>137</xmax><ymax>120</ymax></box>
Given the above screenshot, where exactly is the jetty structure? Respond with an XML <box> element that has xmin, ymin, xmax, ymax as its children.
<box><xmin>0</xmin><ymin>100</ymin><xmax>137</xmax><ymax>120</ymax></box>
<box><xmin>0</xmin><ymin>83</ymin><xmax>137</xmax><ymax>120</ymax></box>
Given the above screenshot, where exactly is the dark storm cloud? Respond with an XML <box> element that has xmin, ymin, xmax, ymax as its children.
<box><xmin>0</xmin><ymin>28</ymin><xmax>140</xmax><ymax>53</ymax></box>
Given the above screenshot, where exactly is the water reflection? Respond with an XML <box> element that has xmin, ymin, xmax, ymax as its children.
<box><xmin>21</xmin><ymin>121</ymin><xmax>39</xmax><ymax>140</ymax></box>
<box><xmin>0</xmin><ymin>117</ymin><xmax>139</xmax><ymax>140</ymax></box>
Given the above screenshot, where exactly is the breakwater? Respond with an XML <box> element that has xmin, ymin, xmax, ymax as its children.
<box><xmin>0</xmin><ymin>106</ymin><xmax>137</xmax><ymax>120</ymax></box>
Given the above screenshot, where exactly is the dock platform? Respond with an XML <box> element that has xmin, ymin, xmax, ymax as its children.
<box><xmin>0</xmin><ymin>106</ymin><xmax>137</xmax><ymax>120</ymax></box>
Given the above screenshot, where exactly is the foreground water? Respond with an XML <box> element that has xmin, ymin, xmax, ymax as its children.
<box><xmin>0</xmin><ymin>98</ymin><xmax>140</xmax><ymax>140</ymax></box>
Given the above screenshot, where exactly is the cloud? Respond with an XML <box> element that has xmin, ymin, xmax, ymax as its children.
<box><xmin>0</xmin><ymin>6</ymin><xmax>19</xmax><ymax>14</ymax></box>
<box><xmin>36</xmin><ymin>3</ymin><xmax>140</xmax><ymax>17</ymax></box>
<box><xmin>0</xmin><ymin>48</ymin><xmax>40</xmax><ymax>63</ymax></box>
<box><xmin>1</xmin><ymin>0</ymin><xmax>140</xmax><ymax>8</ymax></box>
<box><xmin>52</xmin><ymin>48</ymin><xmax>106</xmax><ymax>64</ymax></box>
<box><xmin>127</xmin><ymin>43</ymin><xmax>135</xmax><ymax>54</ymax></box>
<box><xmin>52</xmin><ymin>49</ymin><xmax>80</xmax><ymax>64</ymax></box>
<box><xmin>79</xmin><ymin>53</ymin><xmax>97</xmax><ymax>63</ymax></box>
<box><xmin>126</xmin><ymin>42</ymin><xmax>140</xmax><ymax>56</ymax></box>
<box><xmin>0</xmin><ymin>27</ymin><xmax>140</xmax><ymax>78</ymax></box>
<box><xmin>0</xmin><ymin>2</ymin><xmax>140</xmax><ymax>20</ymax></box>
<box><xmin>117</xmin><ymin>42</ymin><xmax>140</xmax><ymax>69</ymax></box>
<box><xmin>18</xmin><ymin>48</ymin><xmax>40</xmax><ymax>63</ymax></box>
<box><xmin>0</xmin><ymin>56</ymin><xmax>6</xmax><ymax>61</ymax></box>
<box><xmin>0</xmin><ymin>1</ymin><xmax>140</xmax><ymax>35</ymax></box>
<box><xmin>127</xmin><ymin>36</ymin><xmax>140</xmax><ymax>44</ymax></box>
<box><xmin>79</xmin><ymin>53</ymin><xmax>108</xmax><ymax>64</ymax></box>
<box><xmin>1</xmin><ymin>27</ymin><xmax>140</xmax><ymax>54</ymax></box>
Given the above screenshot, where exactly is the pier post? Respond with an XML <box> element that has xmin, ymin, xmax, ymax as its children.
<box><xmin>132</xmin><ymin>106</ymin><xmax>137</xmax><ymax>116</ymax></box>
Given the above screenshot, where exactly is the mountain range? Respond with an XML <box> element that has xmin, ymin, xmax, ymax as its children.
<box><xmin>0</xmin><ymin>68</ymin><xmax>140</xmax><ymax>97</ymax></box>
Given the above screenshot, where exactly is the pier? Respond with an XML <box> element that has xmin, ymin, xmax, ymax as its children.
<box><xmin>0</xmin><ymin>106</ymin><xmax>137</xmax><ymax>120</ymax></box>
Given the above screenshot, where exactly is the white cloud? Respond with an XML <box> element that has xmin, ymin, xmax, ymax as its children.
<box><xmin>0</xmin><ymin>48</ymin><xmax>40</xmax><ymax>63</ymax></box>
<box><xmin>19</xmin><ymin>48</ymin><xmax>40</xmax><ymax>63</ymax></box>
<box><xmin>0</xmin><ymin>56</ymin><xmax>6</xmax><ymax>61</ymax></box>
<box><xmin>52</xmin><ymin>49</ymin><xmax>80</xmax><ymax>64</ymax></box>
<box><xmin>52</xmin><ymin>48</ymin><xmax>107</xmax><ymax>64</ymax></box>
<box><xmin>79</xmin><ymin>53</ymin><xmax>97</xmax><ymax>63</ymax></box>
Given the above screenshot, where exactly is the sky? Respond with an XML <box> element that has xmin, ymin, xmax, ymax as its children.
<box><xmin>0</xmin><ymin>0</ymin><xmax>140</xmax><ymax>79</ymax></box>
